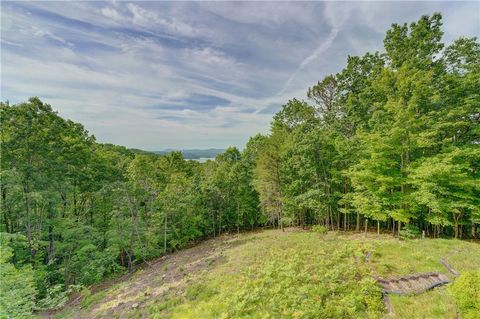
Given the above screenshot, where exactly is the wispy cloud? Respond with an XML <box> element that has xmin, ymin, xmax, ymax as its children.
<box><xmin>1</xmin><ymin>1</ymin><xmax>478</xmax><ymax>149</ymax></box>
<box><xmin>280</xmin><ymin>28</ymin><xmax>340</xmax><ymax>95</ymax></box>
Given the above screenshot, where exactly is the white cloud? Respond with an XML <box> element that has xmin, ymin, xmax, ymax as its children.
<box><xmin>184</xmin><ymin>47</ymin><xmax>233</xmax><ymax>66</ymax></box>
<box><xmin>2</xmin><ymin>1</ymin><xmax>478</xmax><ymax>149</ymax></box>
<box><xmin>101</xmin><ymin>6</ymin><xmax>121</xmax><ymax>21</ymax></box>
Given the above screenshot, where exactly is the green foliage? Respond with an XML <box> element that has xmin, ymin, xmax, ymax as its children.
<box><xmin>185</xmin><ymin>284</ymin><xmax>217</xmax><ymax>301</ymax></box>
<box><xmin>449</xmin><ymin>271</ymin><xmax>480</xmax><ymax>319</ymax></box>
<box><xmin>399</xmin><ymin>224</ymin><xmax>421</xmax><ymax>240</ymax></box>
<box><xmin>312</xmin><ymin>225</ymin><xmax>328</xmax><ymax>234</ymax></box>
<box><xmin>166</xmin><ymin>233</ymin><xmax>384</xmax><ymax>319</ymax></box>
<box><xmin>149</xmin><ymin>296</ymin><xmax>183</xmax><ymax>317</ymax></box>
<box><xmin>0</xmin><ymin>237</ymin><xmax>37</xmax><ymax>318</ymax></box>
<box><xmin>1</xmin><ymin>12</ymin><xmax>479</xmax><ymax>316</ymax></box>
<box><xmin>80</xmin><ymin>290</ymin><xmax>107</xmax><ymax>309</ymax></box>
<box><xmin>36</xmin><ymin>284</ymin><xmax>82</xmax><ymax>310</ymax></box>
<box><xmin>0</xmin><ymin>98</ymin><xmax>264</xmax><ymax>312</ymax></box>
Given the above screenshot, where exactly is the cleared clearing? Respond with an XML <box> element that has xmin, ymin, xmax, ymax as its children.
<box><xmin>51</xmin><ymin>229</ymin><xmax>480</xmax><ymax>319</ymax></box>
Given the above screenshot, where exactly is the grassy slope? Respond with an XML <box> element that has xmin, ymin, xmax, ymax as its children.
<box><xmin>54</xmin><ymin>230</ymin><xmax>480</xmax><ymax>319</ymax></box>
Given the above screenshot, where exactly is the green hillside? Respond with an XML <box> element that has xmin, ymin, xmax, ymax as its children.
<box><xmin>54</xmin><ymin>230</ymin><xmax>479</xmax><ymax>319</ymax></box>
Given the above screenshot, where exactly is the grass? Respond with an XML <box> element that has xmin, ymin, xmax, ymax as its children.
<box><xmin>81</xmin><ymin>290</ymin><xmax>107</xmax><ymax>309</ymax></box>
<box><xmin>389</xmin><ymin>287</ymin><xmax>457</xmax><ymax>319</ymax></box>
<box><xmin>54</xmin><ymin>230</ymin><xmax>480</xmax><ymax>319</ymax></box>
<box><xmin>164</xmin><ymin>232</ymin><xmax>384</xmax><ymax>318</ymax></box>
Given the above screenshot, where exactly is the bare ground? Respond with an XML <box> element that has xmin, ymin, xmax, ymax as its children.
<box><xmin>45</xmin><ymin>232</ymin><xmax>253</xmax><ymax>319</ymax></box>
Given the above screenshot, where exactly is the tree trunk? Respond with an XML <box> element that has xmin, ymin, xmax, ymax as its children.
<box><xmin>73</xmin><ymin>190</ymin><xmax>77</xmax><ymax>221</ymax></box>
<box><xmin>164</xmin><ymin>213</ymin><xmax>168</xmax><ymax>253</ymax></box>
<box><xmin>127</xmin><ymin>193</ymin><xmax>137</xmax><ymax>273</ymax></box>
<box><xmin>364</xmin><ymin>219</ymin><xmax>368</xmax><ymax>235</ymax></box>
<box><xmin>329</xmin><ymin>207</ymin><xmax>335</xmax><ymax>231</ymax></box>
<box><xmin>2</xmin><ymin>187</ymin><xmax>10</xmax><ymax>233</ymax></box>
<box><xmin>211</xmin><ymin>209</ymin><xmax>216</xmax><ymax>238</ymax></box>
<box><xmin>23</xmin><ymin>186</ymin><xmax>35</xmax><ymax>259</ymax></box>
<box><xmin>377</xmin><ymin>220</ymin><xmax>380</xmax><ymax>235</ymax></box>
<box><xmin>89</xmin><ymin>196</ymin><xmax>94</xmax><ymax>225</ymax></box>
<box><xmin>61</xmin><ymin>192</ymin><xmax>67</xmax><ymax>218</ymax></box>
<box><xmin>336</xmin><ymin>211</ymin><xmax>340</xmax><ymax>231</ymax></box>
<box><xmin>356</xmin><ymin>212</ymin><xmax>360</xmax><ymax>232</ymax></box>
<box><xmin>48</xmin><ymin>201</ymin><xmax>54</xmax><ymax>262</ymax></box>
<box><xmin>237</xmin><ymin>201</ymin><xmax>240</xmax><ymax>234</ymax></box>
<box><xmin>279</xmin><ymin>206</ymin><xmax>284</xmax><ymax>232</ymax></box>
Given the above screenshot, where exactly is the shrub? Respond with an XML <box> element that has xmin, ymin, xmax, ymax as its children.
<box><xmin>0</xmin><ymin>236</ymin><xmax>37</xmax><ymax>319</ymax></box>
<box><xmin>0</xmin><ymin>261</ymin><xmax>37</xmax><ymax>318</ymax></box>
<box><xmin>449</xmin><ymin>271</ymin><xmax>480</xmax><ymax>319</ymax></box>
<box><xmin>399</xmin><ymin>224</ymin><xmax>421</xmax><ymax>239</ymax></box>
<box><xmin>36</xmin><ymin>284</ymin><xmax>83</xmax><ymax>310</ymax></box>
<box><xmin>312</xmin><ymin>225</ymin><xmax>328</xmax><ymax>234</ymax></box>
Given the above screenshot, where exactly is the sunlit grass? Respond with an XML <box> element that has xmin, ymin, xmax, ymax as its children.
<box><xmin>163</xmin><ymin>231</ymin><xmax>384</xmax><ymax>319</ymax></box>
<box><xmin>389</xmin><ymin>287</ymin><xmax>457</xmax><ymax>319</ymax></box>
<box><xmin>56</xmin><ymin>230</ymin><xmax>480</xmax><ymax>319</ymax></box>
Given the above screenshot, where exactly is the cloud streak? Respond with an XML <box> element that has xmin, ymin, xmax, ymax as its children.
<box><xmin>1</xmin><ymin>1</ymin><xmax>478</xmax><ymax>150</ymax></box>
<box><xmin>280</xmin><ymin>28</ymin><xmax>340</xmax><ymax>95</ymax></box>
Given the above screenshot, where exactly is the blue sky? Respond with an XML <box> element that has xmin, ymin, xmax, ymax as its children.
<box><xmin>1</xmin><ymin>1</ymin><xmax>479</xmax><ymax>150</ymax></box>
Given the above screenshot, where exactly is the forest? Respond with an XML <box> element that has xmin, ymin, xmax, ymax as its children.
<box><xmin>1</xmin><ymin>13</ymin><xmax>479</xmax><ymax>318</ymax></box>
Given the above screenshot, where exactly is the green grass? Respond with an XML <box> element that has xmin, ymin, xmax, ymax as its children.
<box><xmin>81</xmin><ymin>290</ymin><xmax>107</xmax><ymax>309</ymax></box>
<box><xmin>389</xmin><ymin>286</ymin><xmax>457</xmax><ymax>319</ymax></box>
<box><xmin>159</xmin><ymin>232</ymin><xmax>384</xmax><ymax>319</ymax></box>
<box><xmin>165</xmin><ymin>232</ymin><xmax>479</xmax><ymax>319</ymax></box>
<box><xmin>55</xmin><ymin>230</ymin><xmax>480</xmax><ymax>319</ymax></box>
<box><xmin>368</xmin><ymin>237</ymin><xmax>480</xmax><ymax>277</ymax></box>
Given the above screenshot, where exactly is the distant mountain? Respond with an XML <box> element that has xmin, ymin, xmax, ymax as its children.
<box><xmin>152</xmin><ymin>148</ymin><xmax>225</xmax><ymax>160</ymax></box>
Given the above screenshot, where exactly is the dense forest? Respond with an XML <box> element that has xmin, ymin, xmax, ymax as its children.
<box><xmin>1</xmin><ymin>13</ymin><xmax>479</xmax><ymax>317</ymax></box>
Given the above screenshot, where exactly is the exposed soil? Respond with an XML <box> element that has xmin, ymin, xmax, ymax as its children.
<box><xmin>43</xmin><ymin>232</ymin><xmax>252</xmax><ymax>319</ymax></box>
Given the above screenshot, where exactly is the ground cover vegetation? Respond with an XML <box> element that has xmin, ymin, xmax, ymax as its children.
<box><xmin>54</xmin><ymin>230</ymin><xmax>480</xmax><ymax>319</ymax></box>
<box><xmin>1</xmin><ymin>13</ymin><xmax>479</xmax><ymax>318</ymax></box>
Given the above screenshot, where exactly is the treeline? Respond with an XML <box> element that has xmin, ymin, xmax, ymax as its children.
<box><xmin>256</xmin><ymin>13</ymin><xmax>479</xmax><ymax>239</ymax></box>
<box><xmin>0</xmin><ymin>13</ymin><xmax>479</xmax><ymax>317</ymax></box>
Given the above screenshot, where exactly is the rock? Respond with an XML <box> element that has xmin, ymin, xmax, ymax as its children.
<box><xmin>131</xmin><ymin>303</ymin><xmax>139</xmax><ymax>309</ymax></box>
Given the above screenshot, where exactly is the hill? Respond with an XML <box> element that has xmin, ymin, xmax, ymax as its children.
<box><xmin>53</xmin><ymin>229</ymin><xmax>480</xmax><ymax>319</ymax></box>
<box><xmin>152</xmin><ymin>149</ymin><xmax>225</xmax><ymax>160</ymax></box>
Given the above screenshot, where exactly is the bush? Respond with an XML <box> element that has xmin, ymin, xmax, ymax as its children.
<box><xmin>312</xmin><ymin>225</ymin><xmax>328</xmax><ymax>234</ymax></box>
<box><xmin>0</xmin><ymin>236</ymin><xmax>37</xmax><ymax>318</ymax></box>
<box><xmin>399</xmin><ymin>224</ymin><xmax>421</xmax><ymax>239</ymax></box>
<box><xmin>449</xmin><ymin>271</ymin><xmax>480</xmax><ymax>319</ymax></box>
<box><xmin>36</xmin><ymin>284</ymin><xmax>82</xmax><ymax>311</ymax></box>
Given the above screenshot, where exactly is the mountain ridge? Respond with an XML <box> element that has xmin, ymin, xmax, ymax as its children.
<box><xmin>151</xmin><ymin>148</ymin><xmax>226</xmax><ymax>159</ymax></box>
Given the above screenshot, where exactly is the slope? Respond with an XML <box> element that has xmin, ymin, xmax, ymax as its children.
<box><xmin>52</xmin><ymin>230</ymin><xmax>480</xmax><ymax>319</ymax></box>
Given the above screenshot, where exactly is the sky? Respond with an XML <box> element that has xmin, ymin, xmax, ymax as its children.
<box><xmin>1</xmin><ymin>1</ymin><xmax>479</xmax><ymax>150</ymax></box>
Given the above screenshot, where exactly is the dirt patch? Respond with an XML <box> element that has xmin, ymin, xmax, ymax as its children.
<box><xmin>46</xmin><ymin>233</ymin><xmax>249</xmax><ymax>319</ymax></box>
